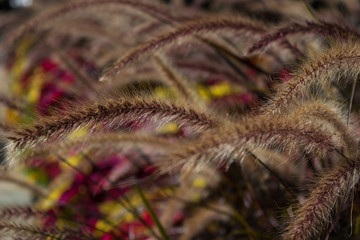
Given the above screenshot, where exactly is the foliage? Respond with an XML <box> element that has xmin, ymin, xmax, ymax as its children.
<box><xmin>1</xmin><ymin>0</ymin><xmax>360</xmax><ymax>239</ymax></box>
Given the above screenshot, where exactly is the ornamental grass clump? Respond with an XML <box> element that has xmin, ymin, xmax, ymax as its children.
<box><xmin>2</xmin><ymin>0</ymin><xmax>360</xmax><ymax>239</ymax></box>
